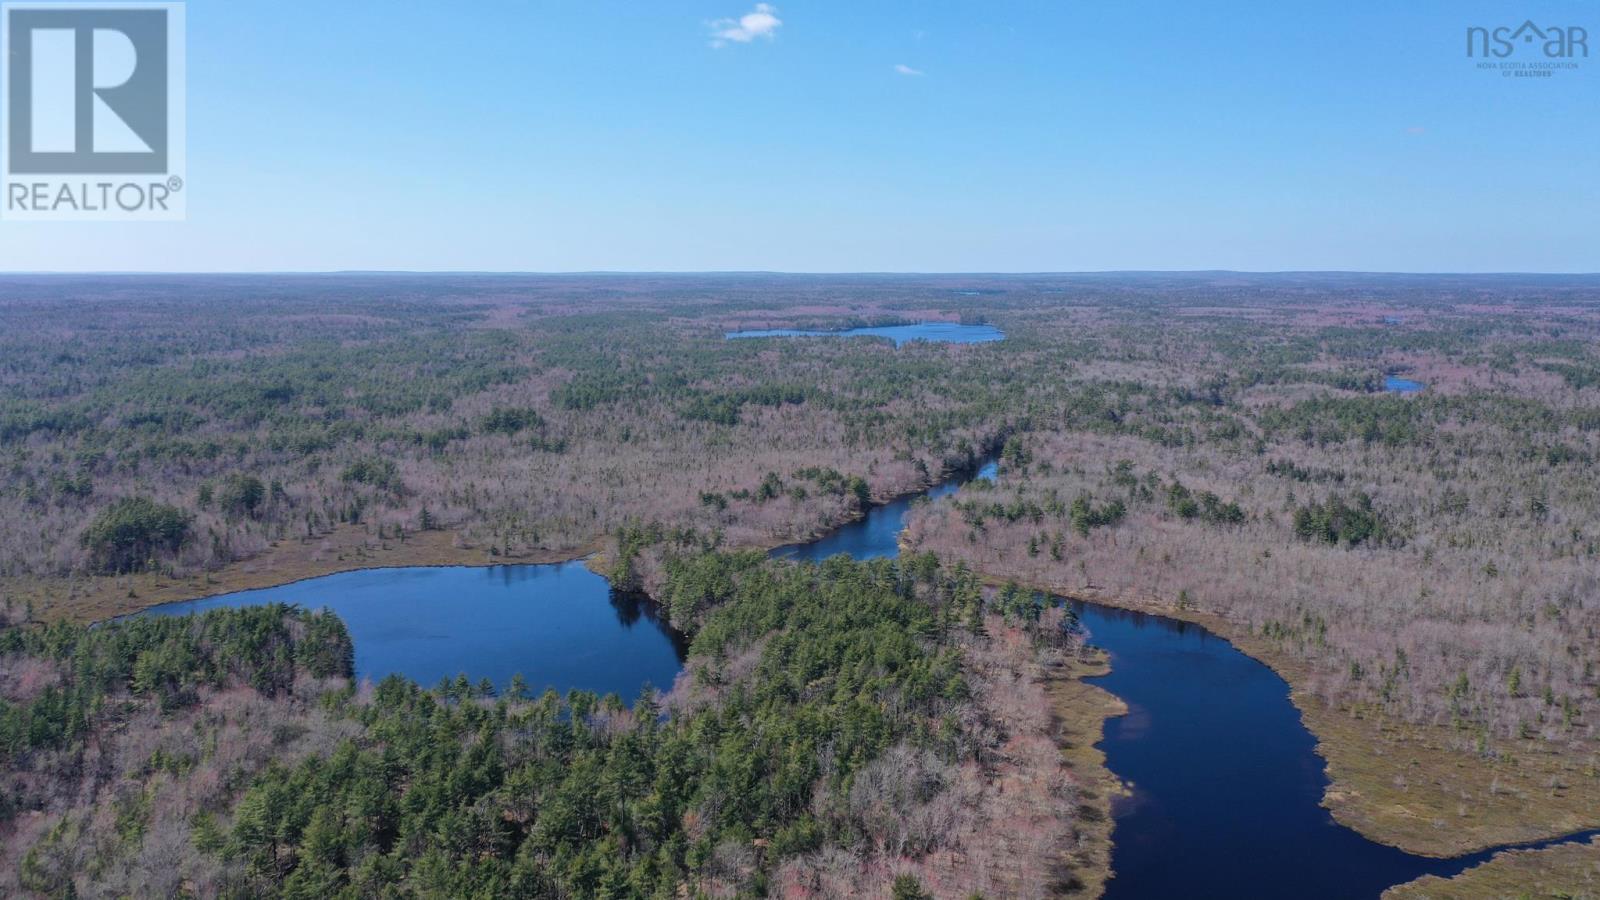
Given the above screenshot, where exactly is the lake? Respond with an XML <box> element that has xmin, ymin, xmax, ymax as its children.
<box><xmin>725</xmin><ymin>322</ymin><xmax>1004</xmax><ymax>346</ymax></box>
<box><xmin>1384</xmin><ymin>374</ymin><xmax>1424</xmax><ymax>393</ymax></box>
<box><xmin>140</xmin><ymin>560</ymin><xmax>686</xmax><ymax>704</ymax></box>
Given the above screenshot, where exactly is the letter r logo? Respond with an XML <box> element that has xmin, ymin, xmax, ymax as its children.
<box><xmin>5</xmin><ymin>7</ymin><xmax>168</xmax><ymax>174</ymax></box>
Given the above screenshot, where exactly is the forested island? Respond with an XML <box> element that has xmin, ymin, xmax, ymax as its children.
<box><xmin>3</xmin><ymin>272</ymin><xmax>1600</xmax><ymax>897</ymax></box>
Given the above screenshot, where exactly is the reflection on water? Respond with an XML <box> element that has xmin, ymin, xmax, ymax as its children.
<box><xmin>610</xmin><ymin>590</ymin><xmax>692</xmax><ymax>659</ymax></box>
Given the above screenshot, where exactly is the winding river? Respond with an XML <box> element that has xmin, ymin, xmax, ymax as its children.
<box><xmin>140</xmin><ymin>454</ymin><xmax>1596</xmax><ymax>896</ymax></box>
<box><xmin>769</xmin><ymin>460</ymin><xmax>1598</xmax><ymax>896</ymax></box>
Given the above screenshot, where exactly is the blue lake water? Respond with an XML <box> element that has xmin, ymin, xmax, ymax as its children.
<box><xmin>1384</xmin><ymin>375</ymin><xmax>1424</xmax><ymax>393</ymax></box>
<box><xmin>725</xmin><ymin>322</ymin><xmax>1004</xmax><ymax>346</ymax></box>
<box><xmin>140</xmin><ymin>561</ymin><xmax>685</xmax><ymax>703</ymax></box>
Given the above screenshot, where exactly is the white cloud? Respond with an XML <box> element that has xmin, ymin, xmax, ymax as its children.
<box><xmin>709</xmin><ymin>3</ymin><xmax>782</xmax><ymax>48</ymax></box>
<box><xmin>894</xmin><ymin>64</ymin><xmax>924</xmax><ymax>76</ymax></box>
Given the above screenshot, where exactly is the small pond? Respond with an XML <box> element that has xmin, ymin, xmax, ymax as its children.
<box><xmin>1384</xmin><ymin>374</ymin><xmax>1424</xmax><ymax>393</ymax></box>
<box><xmin>725</xmin><ymin>322</ymin><xmax>1003</xmax><ymax>346</ymax></box>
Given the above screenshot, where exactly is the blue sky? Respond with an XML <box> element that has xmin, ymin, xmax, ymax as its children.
<box><xmin>3</xmin><ymin>0</ymin><xmax>1596</xmax><ymax>272</ymax></box>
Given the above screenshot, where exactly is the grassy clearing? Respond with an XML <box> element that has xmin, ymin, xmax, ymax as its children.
<box><xmin>1311</xmin><ymin>698</ymin><xmax>1600</xmax><ymax>859</ymax></box>
<box><xmin>1042</xmin><ymin>648</ymin><xmax>1128</xmax><ymax>897</ymax></box>
<box><xmin>1385</xmin><ymin>836</ymin><xmax>1600</xmax><ymax>899</ymax></box>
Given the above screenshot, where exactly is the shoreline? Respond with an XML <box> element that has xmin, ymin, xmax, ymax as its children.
<box><xmin>1384</xmin><ymin>835</ymin><xmax>1600</xmax><ymax>898</ymax></box>
<box><xmin>14</xmin><ymin>452</ymin><xmax>996</xmax><ymax>626</ymax></box>
<box><xmin>1041</xmin><ymin>648</ymin><xmax>1129</xmax><ymax>897</ymax></box>
<box><xmin>5</xmin><ymin>528</ymin><xmax>599</xmax><ymax>625</ymax></box>
<box><xmin>953</xmin><ymin>564</ymin><xmax>1600</xmax><ymax>861</ymax></box>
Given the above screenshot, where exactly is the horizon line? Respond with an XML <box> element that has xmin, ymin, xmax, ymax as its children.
<box><xmin>2</xmin><ymin>269</ymin><xmax>1599</xmax><ymax>278</ymax></box>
